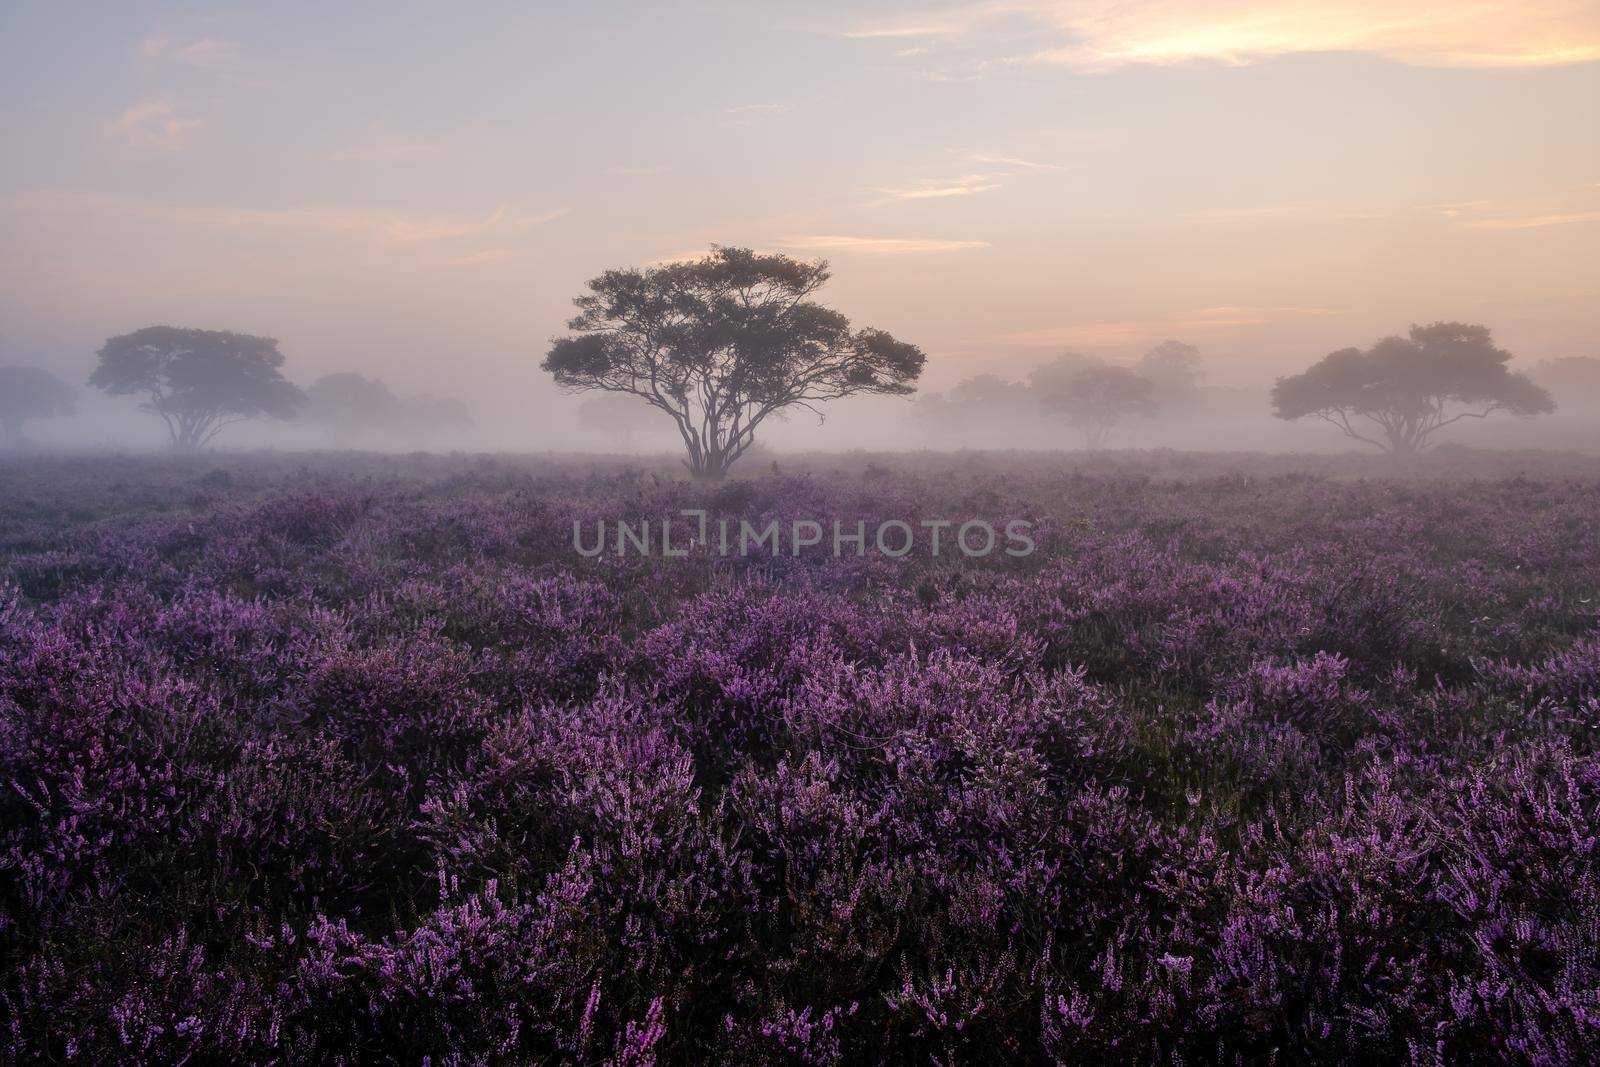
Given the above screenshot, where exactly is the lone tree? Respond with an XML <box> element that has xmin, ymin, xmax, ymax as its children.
<box><xmin>1039</xmin><ymin>365</ymin><xmax>1157</xmax><ymax>450</ymax></box>
<box><xmin>1272</xmin><ymin>322</ymin><xmax>1553</xmax><ymax>457</ymax></box>
<box><xmin>0</xmin><ymin>366</ymin><xmax>75</xmax><ymax>448</ymax></box>
<box><xmin>90</xmin><ymin>326</ymin><xmax>303</xmax><ymax>451</ymax></box>
<box><xmin>542</xmin><ymin>246</ymin><xmax>925</xmax><ymax>479</ymax></box>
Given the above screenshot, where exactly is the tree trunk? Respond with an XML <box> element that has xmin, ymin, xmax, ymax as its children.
<box><xmin>171</xmin><ymin>413</ymin><xmax>211</xmax><ymax>452</ymax></box>
<box><xmin>1384</xmin><ymin>427</ymin><xmax>1421</xmax><ymax>460</ymax></box>
<box><xmin>690</xmin><ymin>455</ymin><xmax>731</xmax><ymax>481</ymax></box>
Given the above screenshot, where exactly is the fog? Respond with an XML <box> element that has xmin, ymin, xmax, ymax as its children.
<box><xmin>5</xmin><ymin>342</ymin><xmax>1599</xmax><ymax>460</ymax></box>
<box><xmin>2</xmin><ymin>2</ymin><xmax>1598</xmax><ymax>462</ymax></box>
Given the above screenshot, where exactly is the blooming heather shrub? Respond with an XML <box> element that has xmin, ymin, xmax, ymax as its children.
<box><xmin>1480</xmin><ymin>631</ymin><xmax>1600</xmax><ymax>710</ymax></box>
<box><xmin>4</xmin><ymin>452</ymin><xmax>1600</xmax><ymax>1063</ymax></box>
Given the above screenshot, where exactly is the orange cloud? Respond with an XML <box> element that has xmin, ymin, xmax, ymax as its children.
<box><xmin>1463</xmin><ymin>210</ymin><xmax>1600</xmax><ymax>230</ymax></box>
<box><xmin>843</xmin><ymin>1</ymin><xmax>1600</xmax><ymax>69</ymax></box>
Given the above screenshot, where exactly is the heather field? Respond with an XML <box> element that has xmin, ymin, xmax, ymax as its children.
<box><xmin>3</xmin><ymin>450</ymin><xmax>1600</xmax><ymax>1065</ymax></box>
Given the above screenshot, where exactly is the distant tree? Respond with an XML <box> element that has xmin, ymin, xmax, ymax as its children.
<box><xmin>1026</xmin><ymin>351</ymin><xmax>1107</xmax><ymax>397</ymax></box>
<box><xmin>578</xmin><ymin>392</ymin><xmax>655</xmax><ymax>451</ymax></box>
<box><xmin>404</xmin><ymin>394</ymin><xmax>473</xmax><ymax>444</ymax></box>
<box><xmin>912</xmin><ymin>374</ymin><xmax>1037</xmax><ymax>445</ymax></box>
<box><xmin>1531</xmin><ymin>356</ymin><xmax>1600</xmax><ymax>407</ymax></box>
<box><xmin>304</xmin><ymin>373</ymin><xmax>401</xmax><ymax>445</ymax></box>
<box><xmin>950</xmin><ymin>373</ymin><xmax>1030</xmax><ymax>408</ymax></box>
<box><xmin>90</xmin><ymin>327</ymin><xmax>303</xmax><ymax>451</ymax></box>
<box><xmin>1040</xmin><ymin>365</ymin><xmax>1157</xmax><ymax>449</ymax></box>
<box><xmin>542</xmin><ymin>246</ymin><xmax>925</xmax><ymax>479</ymax></box>
<box><xmin>1137</xmin><ymin>340</ymin><xmax>1204</xmax><ymax>407</ymax></box>
<box><xmin>1272</xmin><ymin>322</ymin><xmax>1554</xmax><ymax>457</ymax></box>
<box><xmin>0</xmin><ymin>366</ymin><xmax>75</xmax><ymax>448</ymax></box>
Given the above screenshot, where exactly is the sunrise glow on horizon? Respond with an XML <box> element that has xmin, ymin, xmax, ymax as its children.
<box><xmin>2</xmin><ymin>1</ymin><xmax>1595</xmax><ymax>427</ymax></box>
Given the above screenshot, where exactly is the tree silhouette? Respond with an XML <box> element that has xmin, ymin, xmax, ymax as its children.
<box><xmin>1039</xmin><ymin>365</ymin><xmax>1157</xmax><ymax>450</ymax></box>
<box><xmin>404</xmin><ymin>394</ymin><xmax>473</xmax><ymax>444</ymax></box>
<box><xmin>304</xmin><ymin>373</ymin><xmax>402</xmax><ymax>446</ymax></box>
<box><xmin>1532</xmin><ymin>356</ymin><xmax>1600</xmax><ymax>409</ymax></box>
<box><xmin>1137</xmin><ymin>340</ymin><xmax>1204</xmax><ymax>407</ymax></box>
<box><xmin>914</xmin><ymin>374</ymin><xmax>1037</xmax><ymax>445</ymax></box>
<box><xmin>90</xmin><ymin>327</ymin><xmax>303</xmax><ymax>451</ymax></box>
<box><xmin>578</xmin><ymin>392</ymin><xmax>659</xmax><ymax>452</ymax></box>
<box><xmin>542</xmin><ymin>246</ymin><xmax>925</xmax><ymax>479</ymax></box>
<box><xmin>1026</xmin><ymin>351</ymin><xmax>1107</xmax><ymax>397</ymax></box>
<box><xmin>1272</xmin><ymin>323</ymin><xmax>1553</xmax><ymax>456</ymax></box>
<box><xmin>0</xmin><ymin>366</ymin><xmax>75</xmax><ymax>448</ymax></box>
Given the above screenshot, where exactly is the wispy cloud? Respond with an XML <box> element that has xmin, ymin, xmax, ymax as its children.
<box><xmin>967</xmin><ymin>152</ymin><xmax>1063</xmax><ymax>170</ymax></box>
<box><xmin>881</xmin><ymin>174</ymin><xmax>1002</xmax><ymax>201</ymax></box>
<box><xmin>1432</xmin><ymin>194</ymin><xmax>1600</xmax><ymax>229</ymax></box>
<box><xmin>446</xmin><ymin>248</ymin><xmax>519</xmax><ymax>267</ymax></box>
<box><xmin>842</xmin><ymin>21</ymin><xmax>970</xmax><ymax>40</ymax></box>
<box><xmin>139</xmin><ymin>35</ymin><xmax>236</xmax><ymax>66</ymax></box>
<box><xmin>647</xmin><ymin>247</ymin><xmax>737</xmax><ymax>265</ymax></box>
<box><xmin>874</xmin><ymin>153</ymin><xmax>1062</xmax><ymax>206</ymax></box>
<box><xmin>778</xmin><ymin>234</ymin><xmax>991</xmax><ymax>255</ymax></box>
<box><xmin>838</xmin><ymin>1</ymin><xmax>1600</xmax><ymax>70</ymax></box>
<box><xmin>992</xmin><ymin>306</ymin><xmax>1337</xmax><ymax>346</ymax></box>
<box><xmin>326</xmin><ymin>137</ymin><xmax>443</xmax><ymax>163</ymax></box>
<box><xmin>6</xmin><ymin>190</ymin><xmax>566</xmax><ymax>248</ymax></box>
<box><xmin>1432</xmin><ymin>200</ymin><xmax>1495</xmax><ymax>219</ymax></box>
<box><xmin>1463</xmin><ymin>210</ymin><xmax>1600</xmax><ymax>230</ymax></box>
<box><xmin>103</xmin><ymin>99</ymin><xmax>204</xmax><ymax>149</ymax></box>
<box><xmin>1179</xmin><ymin>203</ymin><xmax>1317</xmax><ymax>222</ymax></box>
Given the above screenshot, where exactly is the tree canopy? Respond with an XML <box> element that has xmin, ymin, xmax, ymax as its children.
<box><xmin>1039</xmin><ymin>365</ymin><xmax>1157</xmax><ymax>449</ymax></box>
<box><xmin>404</xmin><ymin>394</ymin><xmax>473</xmax><ymax>441</ymax></box>
<box><xmin>542</xmin><ymin>246</ymin><xmax>925</xmax><ymax>478</ymax></box>
<box><xmin>1026</xmin><ymin>352</ymin><xmax>1108</xmax><ymax>397</ymax></box>
<box><xmin>912</xmin><ymin>373</ymin><xmax>1038</xmax><ymax>447</ymax></box>
<box><xmin>578</xmin><ymin>392</ymin><xmax>663</xmax><ymax>452</ymax></box>
<box><xmin>1137</xmin><ymin>340</ymin><xmax>1204</xmax><ymax>406</ymax></box>
<box><xmin>1532</xmin><ymin>356</ymin><xmax>1600</xmax><ymax>408</ymax></box>
<box><xmin>305</xmin><ymin>373</ymin><xmax>402</xmax><ymax>444</ymax></box>
<box><xmin>0</xmin><ymin>366</ymin><xmax>75</xmax><ymax>447</ymax></box>
<box><xmin>90</xmin><ymin>326</ymin><xmax>303</xmax><ymax>450</ymax></box>
<box><xmin>1272</xmin><ymin>322</ymin><xmax>1553</xmax><ymax>456</ymax></box>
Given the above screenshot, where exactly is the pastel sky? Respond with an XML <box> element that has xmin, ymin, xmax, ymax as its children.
<box><xmin>2</xmin><ymin>0</ymin><xmax>1597</xmax><ymax>431</ymax></box>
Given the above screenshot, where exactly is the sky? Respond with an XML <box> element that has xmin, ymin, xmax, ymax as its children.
<box><xmin>1</xmin><ymin>1</ymin><xmax>1597</xmax><ymax>445</ymax></box>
